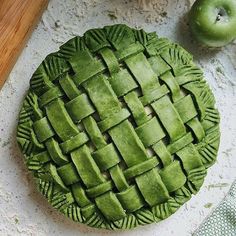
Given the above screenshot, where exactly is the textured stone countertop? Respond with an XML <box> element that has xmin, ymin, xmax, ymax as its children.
<box><xmin>0</xmin><ymin>0</ymin><xmax>236</xmax><ymax>235</ymax></box>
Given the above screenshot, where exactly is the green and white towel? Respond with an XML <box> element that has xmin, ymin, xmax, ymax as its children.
<box><xmin>194</xmin><ymin>181</ymin><xmax>236</xmax><ymax>236</ymax></box>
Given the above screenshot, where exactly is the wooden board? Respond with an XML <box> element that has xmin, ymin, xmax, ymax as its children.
<box><xmin>0</xmin><ymin>0</ymin><xmax>48</xmax><ymax>89</ymax></box>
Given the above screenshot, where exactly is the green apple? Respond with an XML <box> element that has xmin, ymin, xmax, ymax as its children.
<box><xmin>189</xmin><ymin>0</ymin><xmax>236</xmax><ymax>47</ymax></box>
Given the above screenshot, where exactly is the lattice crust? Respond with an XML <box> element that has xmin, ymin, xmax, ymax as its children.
<box><xmin>17</xmin><ymin>24</ymin><xmax>220</xmax><ymax>230</ymax></box>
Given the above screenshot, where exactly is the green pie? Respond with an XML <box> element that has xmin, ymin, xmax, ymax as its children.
<box><xmin>17</xmin><ymin>24</ymin><xmax>220</xmax><ymax>230</ymax></box>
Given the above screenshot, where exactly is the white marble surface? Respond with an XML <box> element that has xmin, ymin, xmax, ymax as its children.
<box><xmin>0</xmin><ymin>0</ymin><xmax>236</xmax><ymax>235</ymax></box>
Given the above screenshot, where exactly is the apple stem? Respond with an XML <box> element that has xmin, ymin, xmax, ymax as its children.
<box><xmin>215</xmin><ymin>8</ymin><xmax>228</xmax><ymax>23</ymax></box>
<box><xmin>216</xmin><ymin>14</ymin><xmax>221</xmax><ymax>22</ymax></box>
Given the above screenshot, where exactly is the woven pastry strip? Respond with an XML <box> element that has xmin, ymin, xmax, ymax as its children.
<box><xmin>17</xmin><ymin>24</ymin><xmax>220</xmax><ymax>230</ymax></box>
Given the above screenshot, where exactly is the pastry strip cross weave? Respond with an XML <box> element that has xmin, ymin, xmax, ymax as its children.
<box><xmin>17</xmin><ymin>24</ymin><xmax>220</xmax><ymax>230</ymax></box>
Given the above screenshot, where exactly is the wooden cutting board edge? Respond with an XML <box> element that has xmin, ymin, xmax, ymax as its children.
<box><xmin>0</xmin><ymin>0</ymin><xmax>49</xmax><ymax>90</ymax></box>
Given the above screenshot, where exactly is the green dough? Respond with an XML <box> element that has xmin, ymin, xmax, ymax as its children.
<box><xmin>17</xmin><ymin>24</ymin><xmax>220</xmax><ymax>230</ymax></box>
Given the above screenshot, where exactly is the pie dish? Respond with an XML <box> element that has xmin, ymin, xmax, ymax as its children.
<box><xmin>17</xmin><ymin>24</ymin><xmax>220</xmax><ymax>230</ymax></box>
